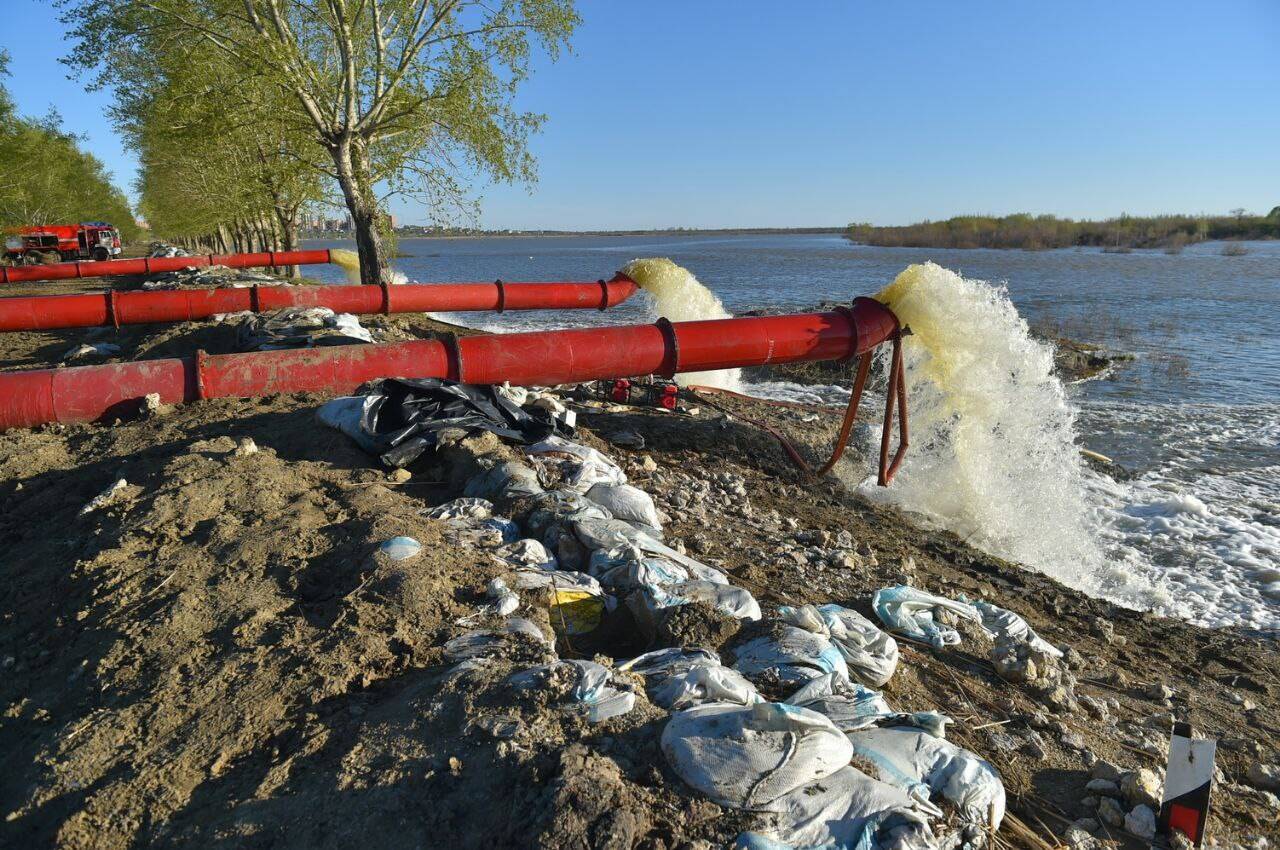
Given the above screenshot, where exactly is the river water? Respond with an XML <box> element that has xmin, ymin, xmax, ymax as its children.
<box><xmin>305</xmin><ymin>234</ymin><xmax>1280</xmax><ymax>634</ymax></box>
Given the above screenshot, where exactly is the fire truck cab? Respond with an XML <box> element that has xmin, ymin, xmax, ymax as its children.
<box><xmin>3</xmin><ymin>222</ymin><xmax>122</xmax><ymax>264</ymax></box>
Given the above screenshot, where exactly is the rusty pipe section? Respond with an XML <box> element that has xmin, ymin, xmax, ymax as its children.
<box><xmin>0</xmin><ymin>276</ymin><xmax>639</xmax><ymax>332</ymax></box>
<box><xmin>0</xmin><ymin>298</ymin><xmax>899</xmax><ymax>432</ymax></box>
<box><xmin>0</xmin><ymin>249</ymin><xmax>335</xmax><ymax>284</ymax></box>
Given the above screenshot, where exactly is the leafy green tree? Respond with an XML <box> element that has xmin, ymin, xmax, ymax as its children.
<box><xmin>62</xmin><ymin>0</ymin><xmax>579</xmax><ymax>283</ymax></box>
<box><xmin>117</xmin><ymin>43</ymin><xmax>329</xmax><ymax>269</ymax></box>
<box><xmin>0</xmin><ymin>50</ymin><xmax>138</xmax><ymax>242</ymax></box>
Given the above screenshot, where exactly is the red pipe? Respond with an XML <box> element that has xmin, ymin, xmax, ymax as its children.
<box><xmin>0</xmin><ymin>277</ymin><xmax>639</xmax><ymax>332</ymax></box>
<box><xmin>0</xmin><ymin>249</ymin><xmax>334</xmax><ymax>284</ymax></box>
<box><xmin>0</xmin><ymin>298</ymin><xmax>898</xmax><ymax>431</ymax></box>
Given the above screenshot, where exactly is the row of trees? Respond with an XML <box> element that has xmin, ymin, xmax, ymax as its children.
<box><xmin>846</xmin><ymin>210</ymin><xmax>1280</xmax><ymax>251</ymax></box>
<box><xmin>60</xmin><ymin>0</ymin><xmax>579</xmax><ymax>283</ymax></box>
<box><xmin>0</xmin><ymin>51</ymin><xmax>140</xmax><ymax>241</ymax></box>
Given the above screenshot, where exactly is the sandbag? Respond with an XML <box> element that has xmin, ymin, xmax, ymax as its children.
<box><xmin>589</xmin><ymin>549</ymin><xmax>689</xmax><ymax>592</ymax></box>
<box><xmin>846</xmin><ymin>726</ymin><xmax>1006</xmax><ymax>829</ymax></box>
<box><xmin>494</xmin><ymin>538</ymin><xmax>558</xmax><ymax>571</ymax></box>
<box><xmin>734</xmin><ymin>766</ymin><xmax>936</xmax><ymax>850</ymax></box>
<box><xmin>732</xmin><ymin>625</ymin><xmax>850</xmax><ymax>690</ymax></box>
<box><xmin>780</xmin><ymin>603</ymin><xmax>900</xmax><ymax>687</ymax></box>
<box><xmin>786</xmin><ymin>673</ymin><xmax>895</xmax><ymax>732</ymax></box>
<box><xmin>508</xmin><ymin>659</ymin><xmax>635</xmax><ymax>723</ymax></box>
<box><xmin>524</xmin><ymin>436</ymin><xmax>627</xmax><ymax>493</ymax></box>
<box><xmin>425</xmin><ymin>497</ymin><xmax>494</xmax><ymax>520</ymax></box>
<box><xmin>972</xmin><ymin>600</ymin><xmax>1062</xmax><ymax>658</ymax></box>
<box><xmin>584</xmin><ymin>482</ymin><xmax>662</xmax><ymax>530</ymax></box>
<box><xmin>661</xmin><ymin>702</ymin><xmax>854</xmax><ymax>809</ymax></box>
<box><xmin>872</xmin><ymin>586</ymin><xmax>981</xmax><ymax>649</ymax></box>
<box><xmin>463</xmin><ymin>460</ymin><xmax>545</xmax><ymax>501</ymax></box>
<box><xmin>237</xmin><ymin>306</ymin><xmax>372</xmax><ymax>351</ymax></box>
<box><xmin>628</xmin><ymin>580</ymin><xmax>762</xmax><ymax>640</ymax></box>
<box><xmin>620</xmin><ymin>648</ymin><xmax>762</xmax><ymax>710</ymax></box>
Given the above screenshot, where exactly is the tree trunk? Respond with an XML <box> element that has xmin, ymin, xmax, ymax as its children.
<box><xmin>275</xmin><ymin>205</ymin><xmax>301</xmax><ymax>278</ymax></box>
<box><xmin>332</xmin><ymin>137</ymin><xmax>387</xmax><ymax>285</ymax></box>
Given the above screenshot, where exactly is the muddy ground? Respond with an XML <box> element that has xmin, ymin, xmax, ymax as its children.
<box><xmin>0</xmin><ymin>270</ymin><xmax>1277</xmax><ymax>849</ymax></box>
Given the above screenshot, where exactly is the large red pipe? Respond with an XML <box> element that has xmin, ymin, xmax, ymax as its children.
<box><xmin>0</xmin><ymin>249</ymin><xmax>334</xmax><ymax>284</ymax></box>
<box><xmin>0</xmin><ymin>277</ymin><xmax>639</xmax><ymax>332</ymax></box>
<box><xmin>0</xmin><ymin>298</ymin><xmax>898</xmax><ymax>431</ymax></box>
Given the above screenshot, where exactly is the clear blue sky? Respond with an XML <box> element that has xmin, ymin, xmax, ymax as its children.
<box><xmin>5</xmin><ymin>0</ymin><xmax>1279</xmax><ymax>229</ymax></box>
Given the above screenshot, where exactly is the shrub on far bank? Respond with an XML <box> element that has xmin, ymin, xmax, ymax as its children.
<box><xmin>847</xmin><ymin>211</ymin><xmax>1279</xmax><ymax>251</ymax></box>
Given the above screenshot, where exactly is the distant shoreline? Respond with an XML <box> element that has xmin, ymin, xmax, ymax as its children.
<box><xmin>303</xmin><ymin>226</ymin><xmax>845</xmax><ymax>240</ymax></box>
<box><xmin>845</xmin><ymin>211</ymin><xmax>1280</xmax><ymax>252</ymax></box>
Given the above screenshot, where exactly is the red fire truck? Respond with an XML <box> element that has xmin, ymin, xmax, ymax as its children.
<box><xmin>3</xmin><ymin>222</ymin><xmax>122</xmax><ymax>264</ymax></box>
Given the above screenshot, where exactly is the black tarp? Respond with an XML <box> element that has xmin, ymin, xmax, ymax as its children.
<box><xmin>359</xmin><ymin>378</ymin><xmax>574</xmax><ymax>468</ymax></box>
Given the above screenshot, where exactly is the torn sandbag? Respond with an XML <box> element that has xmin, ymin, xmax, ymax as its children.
<box><xmin>786</xmin><ymin>673</ymin><xmax>950</xmax><ymax>738</ymax></box>
<box><xmin>463</xmin><ymin>460</ymin><xmax>545</xmax><ymax>501</ymax></box>
<box><xmin>572</xmin><ymin>517</ymin><xmax>746</xmax><ymax>587</ymax></box>
<box><xmin>425</xmin><ymin>497</ymin><xmax>494</xmax><ymax>520</ymax></box>
<box><xmin>735</xmin><ymin>766</ymin><xmax>937</xmax><ymax>850</ymax></box>
<box><xmin>620</xmin><ymin>648</ymin><xmax>762</xmax><ymax>710</ymax></box>
<box><xmin>779</xmin><ymin>603</ymin><xmax>900</xmax><ymax>687</ymax></box>
<box><xmin>871</xmin><ymin>586</ymin><xmax>981</xmax><ymax>649</ymax></box>
<box><xmin>443</xmin><ymin>618</ymin><xmax>550</xmax><ymax>663</ymax></box>
<box><xmin>591</xmin><ymin>550</ymin><xmax>686</xmax><ymax>591</ymax></box>
<box><xmin>493</xmin><ymin>538</ymin><xmax>558</xmax><ymax>571</ymax></box>
<box><xmin>971</xmin><ymin>599</ymin><xmax>1062</xmax><ymax>658</ymax></box>
<box><xmin>584</xmin><ymin>482</ymin><xmax>662</xmax><ymax>530</ymax></box>
<box><xmin>628</xmin><ymin>581</ymin><xmax>762</xmax><ymax>640</ymax></box>
<box><xmin>236</xmin><ymin>306</ymin><xmax>373</xmax><ymax>351</ymax></box>
<box><xmin>524</xmin><ymin>436</ymin><xmax>626</xmax><ymax>493</ymax></box>
<box><xmin>507</xmin><ymin>659</ymin><xmax>635</xmax><ymax>722</ymax></box>
<box><xmin>845</xmin><ymin>726</ymin><xmax>1006</xmax><ymax>830</ymax></box>
<box><xmin>662</xmin><ymin>702</ymin><xmax>854</xmax><ymax>810</ymax></box>
<box><xmin>732</xmin><ymin>624</ymin><xmax>850</xmax><ymax>690</ymax></box>
<box><xmin>316</xmin><ymin>395</ymin><xmax>381</xmax><ymax>454</ymax></box>
<box><xmin>324</xmin><ymin>378</ymin><xmax>572</xmax><ymax>469</ymax></box>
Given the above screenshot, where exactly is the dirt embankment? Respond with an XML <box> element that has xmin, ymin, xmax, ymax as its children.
<box><xmin>0</xmin><ymin>273</ymin><xmax>1276</xmax><ymax>849</ymax></box>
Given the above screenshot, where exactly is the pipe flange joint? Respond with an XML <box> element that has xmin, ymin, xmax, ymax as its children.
<box><xmin>495</xmin><ymin>279</ymin><xmax>506</xmax><ymax>313</ymax></box>
<box><xmin>194</xmin><ymin>349</ymin><xmax>210</xmax><ymax>400</ymax></box>
<box><xmin>654</xmin><ymin>317</ymin><xmax>680</xmax><ymax>378</ymax></box>
<box><xmin>597</xmin><ymin>279</ymin><xmax>609</xmax><ymax>311</ymax></box>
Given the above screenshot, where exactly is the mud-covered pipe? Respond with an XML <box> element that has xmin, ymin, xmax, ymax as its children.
<box><xmin>0</xmin><ymin>298</ymin><xmax>899</xmax><ymax>431</ymax></box>
<box><xmin>0</xmin><ymin>276</ymin><xmax>640</xmax><ymax>332</ymax></box>
<box><xmin>0</xmin><ymin>249</ymin><xmax>335</xmax><ymax>284</ymax></box>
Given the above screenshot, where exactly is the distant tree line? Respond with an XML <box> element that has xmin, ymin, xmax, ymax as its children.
<box><xmin>846</xmin><ymin>210</ymin><xmax>1280</xmax><ymax>251</ymax></box>
<box><xmin>60</xmin><ymin>0</ymin><xmax>579</xmax><ymax>283</ymax></box>
<box><xmin>0</xmin><ymin>51</ymin><xmax>139</xmax><ymax>242</ymax></box>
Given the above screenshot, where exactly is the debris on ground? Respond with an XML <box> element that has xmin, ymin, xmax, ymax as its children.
<box><xmin>0</xmin><ymin>300</ymin><xmax>1274</xmax><ymax>850</ymax></box>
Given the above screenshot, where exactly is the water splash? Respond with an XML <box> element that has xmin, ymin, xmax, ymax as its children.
<box><xmin>619</xmin><ymin>257</ymin><xmax>740</xmax><ymax>390</ymax></box>
<box><xmin>327</xmin><ymin>249</ymin><xmax>408</xmax><ymax>286</ymax></box>
<box><xmin>863</xmin><ymin>262</ymin><xmax>1148</xmax><ymax>605</ymax></box>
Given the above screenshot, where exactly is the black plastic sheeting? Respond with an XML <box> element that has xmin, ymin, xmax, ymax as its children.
<box><xmin>361</xmin><ymin>378</ymin><xmax>574</xmax><ymax>468</ymax></box>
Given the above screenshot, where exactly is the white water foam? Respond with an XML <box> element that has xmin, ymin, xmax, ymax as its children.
<box><xmin>850</xmin><ymin>263</ymin><xmax>1155</xmax><ymax>607</ymax></box>
<box><xmin>1082</xmin><ymin>401</ymin><xmax>1280</xmax><ymax>632</ymax></box>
